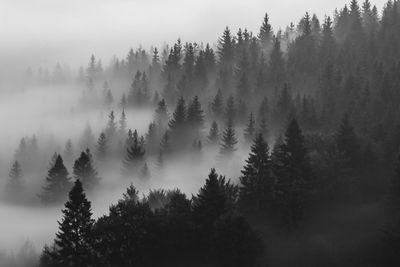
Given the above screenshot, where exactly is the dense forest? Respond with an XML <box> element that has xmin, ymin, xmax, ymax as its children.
<box><xmin>2</xmin><ymin>0</ymin><xmax>400</xmax><ymax>266</ymax></box>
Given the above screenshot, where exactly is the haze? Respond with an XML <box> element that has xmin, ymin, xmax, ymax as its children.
<box><xmin>0</xmin><ymin>0</ymin><xmax>387</xmax><ymax>75</ymax></box>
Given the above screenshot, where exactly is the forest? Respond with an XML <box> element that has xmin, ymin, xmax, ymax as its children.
<box><xmin>1</xmin><ymin>0</ymin><xmax>400</xmax><ymax>266</ymax></box>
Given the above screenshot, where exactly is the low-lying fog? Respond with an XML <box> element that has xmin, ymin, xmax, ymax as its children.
<box><xmin>0</xmin><ymin>84</ymin><xmax>250</xmax><ymax>256</ymax></box>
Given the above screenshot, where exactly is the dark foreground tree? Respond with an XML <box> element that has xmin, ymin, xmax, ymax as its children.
<box><xmin>239</xmin><ymin>134</ymin><xmax>273</xmax><ymax>213</ymax></box>
<box><xmin>40</xmin><ymin>179</ymin><xmax>96</xmax><ymax>266</ymax></box>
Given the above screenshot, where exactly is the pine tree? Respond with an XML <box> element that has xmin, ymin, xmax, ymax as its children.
<box><xmin>73</xmin><ymin>150</ymin><xmax>100</xmax><ymax>191</ymax></box>
<box><xmin>335</xmin><ymin>113</ymin><xmax>359</xmax><ymax>169</ymax></box>
<box><xmin>192</xmin><ymin>169</ymin><xmax>229</xmax><ymax>234</ymax></box>
<box><xmin>7</xmin><ymin>161</ymin><xmax>23</xmax><ymax>192</ymax></box>
<box><xmin>123</xmin><ymin>130</ymin><xmax>145</xmax><ymax>175</ymax></box>
<box><xmin>96</xmin><ymin>133</ymin><xmax>108</xmax><ymax>159</ymax></box>
<box><xmin>244</xmin><ymin>113</ymin><xmax>256</xmax><ymax>143</ymax></box>
<box><xmin>40</xmin><ymin>155</ymin><xmax>72</xmax><ymax>204</ymax></box>
<box><xmin>160</xmin><ymin>131</ymin><xmax>171</xmax><ymax>154</ymax></box>
<box><xmin>207</xmin><ymin>121</ymin><xmax>220</xmax><ymax>145</ymax></box>
<box><xmin>239</xmin><ymin>134</ymin><xmax>272</xmax><ymax>212</ymax></box>
<box><xmin>168</xmin><ymin>97</ymin><xmax>187</xmax><ymax>145</ymax></box>
<box><xmin>155</xmin><ymin>98</ymin><xmax>169</xmax><ymax>129</ymax></box>
<box><xmin>211</xmin><ymin>89</ymin><xmax>224</xmax><ymax>120</ymax></box>
<box><xmin>105</xmin><ymin>111</ymin><xmax>117</xmax><ymax>139</ymax></box>
<box><xmin>187</xmin><ymin>96</ymin><xmax>204</xmax><ymax>132</ymax></box>
<box><xmin>273</xmin><ymin>119</ymin><xmax>312</xmax><ymax>227</ymax></box>
<box><xmin>236</xmin><ymin>72</ymin><xmax>250</xmax><ymax>103</ymax></box>
<box><xmin>118</xmin><ymin>109</ymin><xmax>127</xmax><ymax>136</ymax></box>
<box><xmin>51</xmin><ymin>179</ymin><xmax>95</xmax><ymax>266</ymax></box>
<box><xmin>259</xmin><ymin>116</ymin><xmax>269</xmax><ymax>140</ymax></box>
<box><xmin>259</xmin><ymin>13</ymin><xmax>273</xmax><ymax>48</ymax></box>
<box><xmin>220</xmin><ymin>119</ymin><xmax>238</xmax><ymax>156</ymax></box>
<box><xmin>224</xmin><ymin>95</ymin><xmax>236</xmax><ymax>123</ymax></box>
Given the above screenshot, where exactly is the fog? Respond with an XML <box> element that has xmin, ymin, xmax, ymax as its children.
<box><xmin>0</xmin><ymin>0</ymin><xmax>387</xmax><ymax>75</ymax></box>
<box><xmin>1</xmin><ymin>0</ymin><xmax>398</xmax><ymax>266</ymax></box>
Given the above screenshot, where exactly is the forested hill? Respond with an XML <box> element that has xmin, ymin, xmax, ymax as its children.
<box><xmin>5</xmin><ymin>1</ymin><xmax>400</xmax><ymax>267</ymax></box>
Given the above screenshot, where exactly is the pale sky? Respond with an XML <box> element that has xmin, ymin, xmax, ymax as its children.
<box><xmin>0</xmin><ymin>0</ymin><xmax>388</xmax><ymax>72</ymax></box>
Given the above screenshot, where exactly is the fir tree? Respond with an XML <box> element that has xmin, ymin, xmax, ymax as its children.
<box><xmin>105</xmin><ymin>111</ymin><xmax>117</xmax><ymax>139</ymax></box>
<box><xmin>220</xmin><ymin>119</ymin><xmax>238</xmax><ymax>156</ymax></box>
<box><xmin>140</xmin><ymin>162</ymin><xmax>150</xmax><ymax>179</ymax></box>
<box><xmin>122</xmin><ymin>130</ymin><xmax>145</xmax><ymax>175</ymax></box>
<box><xmin>207</xmin><ymin>121</ymin><xmax>220</xmax><ymax>145</ymax></box>
<box><xmin>187</xmin><ymin>96</ymin><xmax>205</xmax><ymax>132</ymax></box>
<box><xmin>96</xmin><ymin>133</ymin><xmax>108</xmax><ymax>159</ymax></box>
<box><xmin>239</xmin><ymin>134</ymin><xmax>272</xmax><ymax>212</ymax></box>
<box><xmin>259</xmin><ymin>13</ymin><xmax>273</xmax><ymax>48</ymax></box>
<box><xmin>73</xmin><ymin>150</ymin><xmax>100</xmax><ymax>191</ymax></box>
<box><xmin>224</xmin><ymin>95</ymin><xmax>236</xmax><ymax>123</ymax></box>
<box><xmin>273</xmin><ymin>119</ymin><xmax>312</xmax><ymax>227</ymax></box>
<box><xmin>51</xmin><ymin>180</ymin><xmax>95</xmax><ymax>266</ymax></box>
<box><xmin>40</xmin><ymin>155</ymin><xmax>72</xmax><ymax>204</ymax></box>
<box><xmin>118</xmin><ymin>109</ymin><xmax>127</xmax><ymax>136</ymax></box>
<box><xmin>7</xmin><ymin>161</ymin><xmax>23</xmax><ymax>193</ymax></box>
<box><xmin>211</xmin><ymin>89</ymin><xmax>224</xmax><ymax>120</ymax></box>
<box><xmin>244</xmin><ymin>113</ymin><xmax>256</xmax><ymax>143</ymax></box>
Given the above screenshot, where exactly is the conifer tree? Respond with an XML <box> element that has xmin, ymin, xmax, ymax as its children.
<box><xmin>123</xmin><ymin>130</ymin><xmax>145</xmax><ymax>175</ymax></box>
<box><xmin>220</xmin><ymin>119</ymin><xmax>238</xmax><ymax>156</ymax></box>
<box><xmin>50</xmin><ymin>179</ymin><xmax>95</xmax><ymax>266</ymax></box>
<box><xmin>118</xmin><ymin>109</ymin><xmax>127</xmax><ymax>136</ymax></box>
<box><xmin>258</xmin><ymin>13</ymin><xmax>273</xmax><ymax>48</ymax></box>
<box><xmin>155</xmin><ymin>98</ymin><xmax>169</xmax><ymax>129</ymax></box>
<box><xmin>335</xmin><ymin>113</ymin><xmax>359</xmax><ymax>169</ymax></box>
<box><xmin>7</xmin><ymin>161</ymin><xmax>23</xmax><ymax>193</ymax></box>
<box><xmin>73</xmin><ymin>150</ymin><xmax>100</xmax><ymax>191</ymax></box>
<box><xmin>224</xmin><ymin>95</ymin><xmax>236</xmax><ymax>123</ymax></box>
<box><xmin>207</xmin><ymin>121</ymin><xmax>220</xmax><ymax>145</ymax></box>
<box><xmin>160</xmin><ymin>131</ymin><xmax>171</xmax><ymax>154</ymax></box>
<box><xmin>168</xmin><ymin>97</ymin><xmax>187</xmax><ymax>145</ymax></box>
<box><xmin>211</xmin><ymin>89</ymin><xmax>224</xmax><ymax>120</ymax></box>
<box><xmin>40</xmin><ymin>155</ymin><xmax>72</xmax><ymax>204</ymax></box>
<box><xmin>105</xmin><ymin>111</ymin><xmax>117</xmax><ymax>139</ymax></box>
<box><xmin>244</xmin><ymin>113</ymin><xmax>256</xmax><ymax>143</ymax></box>
<box><xmin>187</xmin><ymin>96</ymin><xmax>205</xmax><ymax>132</ymax></box>
<box><xmin>273</xmin><ymin>119</ymin><xmax>312</xmax><ymax>227</ymax></box>
<box><xmin>239</xmin><ymin>134</ymin><xmax>272</xmax><ymax>212</ymax></box>
<box><xmin>96</xmin><ymin>133</ymin><xmax>108</xmax><ymax>159</ymax></box>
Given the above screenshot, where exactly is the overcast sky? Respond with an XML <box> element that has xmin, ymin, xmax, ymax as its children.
<box><xmin>0</xmin><ymin>0</ymin><xmax>388</xmax><ymax>72</ymax></box>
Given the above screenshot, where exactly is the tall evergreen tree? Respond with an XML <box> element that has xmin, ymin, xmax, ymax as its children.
<box><xmin>211</xmin><ymin>89</ymin><xmax>224</xmax><ymax>120</ymax></box>
<box><xmin>220</xmin><ymin>119</ymin><xmax>238</xmax><ymax>156</ymax></box>
<box><xmin>239</xmin><ymin>134</ymin><xmax>272</xmax><ymax>212</ymax></box>
<box><xmin>187</xmin><ymin>96</ymin><xmax>205</xmax><ymax>132</ymax></box>
<box><xmin>273</xmin><ymin>119</ymin><xmax>313</xmax><ymax>227</ymax></box>
<box><xmin>244</xmin><ymin>113</ymin><xmax>256</xmax><ymax>143</ymax></box>
<box><xmin>207</xmin><ymin>121</ymin><xmax>220</xmax><ymax>145</ymax></box>
<box><xmin>48</xmin><ymin>179</ymin><xmax>95</xmax><ymax>266</ymax></box>
<box><xmin>96</xmin><ymin>133</ymin><xmax>108</xmax><ymax>160</ymax></box>
<box><xmin>123</xmin><ymin>130</ymin><xmax>145</xmax><ymax>175</ymax></box>
<box><xmin>73</xmin><ymin>150</ymin><xmax>100</xmax><ymax>191</ymax></box>
<box><xmin>105</xmin><ymin>111</ymin><xmax>117</xmax><ymax>139</ymax></box>
<box><xmin>40</xmin><ymin>155</ymin><xmax>72</xmax><ymax>204</ymax></box>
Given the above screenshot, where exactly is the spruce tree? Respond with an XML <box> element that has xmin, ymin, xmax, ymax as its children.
<box><xmin>7</xmin><ymin>161</ymin><xmax>23</xmax><ymax>192</ymax></box>
<box><xmin>244</xmin><ymin>113</ymin><xmax>256</xmax><ymax>143</ymax></box>
<box><xmin>220</xmin><ymin>119</ymin><xmax>238</xmax><ymax>156</ymax></box>
<box><xmin>239</xmin><ymin>134</ymin><xmax>272</xmax><ymax>212</ymax></box>
<box><xmin>207</xmin><ymin>121</ymin><xmax>220</xmax><ymax>145</ymax></box>
<box><xmin>258</xmin><ymin>13</ymin><xmax>273</xmax><ymax>48</ymax></box>
<box><xmin>187</xmin><ymin>96</ymin><xmax>205</xmax><ymax>132</ymax></box>
<box><xmin>105</xmin><ymin>111</ymin><xmax>117</xmax><ymax>139</ymax></box>
<box><xmin>73</xmin><ymin>150</ymin><xmax>100</xmax><ymax>191</ymax></box>
<box><xmin>118</xmin><ymin>109</ymin><xmax>127</xmax><ymax>136</ymax></box>
<box><xmin>224</xmin><ymin>95</ymin><xmax>236</xmax><ymax>123</ymax></box>
<box><xmin>40</xmin><ymin>155</ymin><xmax>72</xmax><ymax>204</ymax></box>
<box><xmin>123</xmin><ymin>129</ymin><xmax>145</xmax><ymax>175</ymax></box>
<box><xmin>211</xmin><ymin>89</ymin><xmax>223</xmax><ymax>120</ymax></box>
<box><xmin>96</xmin><ymin>133</ymin><xmax>108</xmax><ymax>159</ymax></box>
<box><xmin>62</xmin><ymin>139</ymin><xmax>74</xmax><ymax>167</ymax></box>
<box><xmin>273</xmin><ymin>119</ymin><xmax>312</xmax><ymax>227</ymax></box>
<box><xmin>52</xmin><ymin>179</ymin><xmax>95</xmax><ymax>266</ymax></box>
